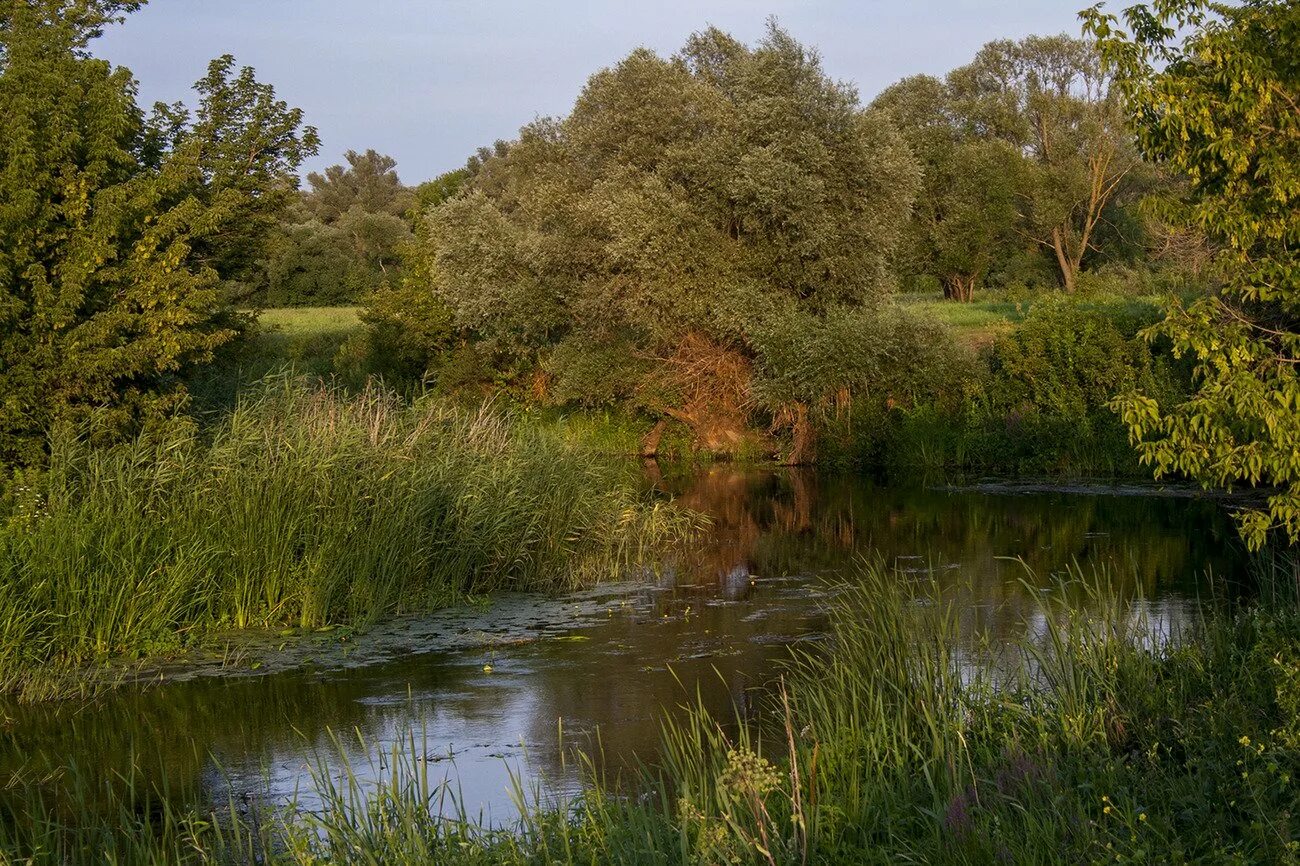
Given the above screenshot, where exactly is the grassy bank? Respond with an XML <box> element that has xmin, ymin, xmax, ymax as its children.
<box><xmin>0</xmin><ymin>378</ymin><xmax>691</xmax><ymax>701</ymax></box>
<box><xmin>229</xmin><ymin>299</ymin><xmax>1177</xmax><ymax>479</ymax></box>
<box><xmin>4</xmin><ymin>560</ymin><xmax>1298</xmax><ymax>862</ymax></box>
<box><xmin>188</xmin><ymin>307</ymin><xmax>365</xmax><ymax>413</ymax></box>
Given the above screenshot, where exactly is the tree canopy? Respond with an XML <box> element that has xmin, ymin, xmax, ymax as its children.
<box><xmin>258</xmin><ymin>149</ymin><xmax>414</xmax><ymax>306</ymax></box>
<box><xmin>1085</xmin><ymin>0</ymin><xmax>1300</xmax><ymax>547</ymax></box>
<box><xmin>387</xmin><ymin>22</ymin><xmax>924</xmax><ymax>455</ymax></box>
<box><xmin>874</xmin><ymin>34</ymin><xmax>1144</xmax><ymax>299</ymax></box>
<box><xmin>0</xmin><ymin>0</ymin><xmax>317</xmax><ymax>464</ymax></box>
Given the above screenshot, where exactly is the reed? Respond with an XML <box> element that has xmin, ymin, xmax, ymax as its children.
<box><xmin>0</xmin><ymin>376</ymin><xmax>694</xmax><ymax>700</ymax></box>
<box><xmin>2</xmin><ymin>558</ymin><xmax>1297</xmax><ymax>862</ymax></box>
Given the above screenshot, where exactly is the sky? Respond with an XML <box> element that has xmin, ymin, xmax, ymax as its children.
<box><xmin>93</xmin><ymin>1</ymin><xmax>1098</xmax><ymax>185</ymax></box>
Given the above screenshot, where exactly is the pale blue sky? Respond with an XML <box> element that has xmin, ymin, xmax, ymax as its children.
<box><xmin>94</xmin><ymin>1</ymin><xmax>1098</xmax><ymax>184</ymax></box>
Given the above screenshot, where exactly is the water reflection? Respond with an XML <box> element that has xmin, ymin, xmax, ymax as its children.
<box><xmin>0</xmin><ymin>467</ymin><xmax>1247</xmax><ymax>822</ymax></box>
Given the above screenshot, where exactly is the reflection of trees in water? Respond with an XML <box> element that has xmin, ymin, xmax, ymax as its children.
<box><xmin>656</xmin><ymin>464</ymin><xmax>1246</xmax><ymax>645</ymax></box>
<box><xmin>0</xmin><ymin>658</ymin><xmax>487</xmax><ymax>821</ymax></box>
<box><xmin>5</xmin><ymin>467</ymin><xmax>1247</xmax><ymax>825</ymax></box>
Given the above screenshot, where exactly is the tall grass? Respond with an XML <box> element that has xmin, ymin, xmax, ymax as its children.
<box><xmin>0</xmin><ymin>377</ymin><xmax>693</xmax><ymax>700</ymax></box>
<box><xmin>4</xmin><ymin>558</ymin><xmax>1297</xmax><ymax>862</ymax></box>
<box><xmin>656</xmin><ymin>563</ymin><xmax>1300</xmax><ymax>863</ymax></box>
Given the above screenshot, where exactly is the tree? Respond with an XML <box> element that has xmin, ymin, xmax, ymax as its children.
<box><xmin>394</xmin><ymin>22</ymin><xmax>919</xmax><ymax>454</ymax></box>
<box><xmin>873</xmin><ymin>75</ymin><xmax>1026</xmax><ymax>301</ymax></box>
<box><xmin>1084</xmin><ymin>0</ymin><xmax>1300</xmax><ymax>547</ymax></box>
<box><xmin>260</xmin><ymin>149</ymin><xmax>414</xmax><ymax>305</ymax></box>
<box><xmin>0</xmin><ymin>0</ymin><xmax>318</xmax><ymax>464</ymax></box>
<box><xmin>303</xmin><ymin>149</ymin><xmax>412</xmax><ymax>223</ymax></box>
<box><xmin>948</xmin><ymin>35</ymin><xmax>1140</xmax><ymax>293</ymax></box>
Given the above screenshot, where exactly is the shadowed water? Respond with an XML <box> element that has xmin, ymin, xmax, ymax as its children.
<box><xmin>0</xmin><ymin>467</ymin><xmax>1249</xmax><ymax>824</ymax></box>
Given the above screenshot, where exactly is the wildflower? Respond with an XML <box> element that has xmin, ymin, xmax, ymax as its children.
<box><xmin>718</xmin><ymin>748</ymin><xmax>782</xmax><ymax>798</ymax></box>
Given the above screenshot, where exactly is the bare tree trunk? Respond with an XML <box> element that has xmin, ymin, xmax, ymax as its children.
<box><xmin>1052</xmin><ymin>227</ymin><xmax>1079</xmax><ymax>293</ymax></box>
<box><xmin>640</xmin><ymin>418</ymin><xmax>668</xmax><ymax>458</ymax></box>
<box><xmin>781</xmin><ymin>402</ymin><xmax>816</xmax><ymax>466</ymax></box>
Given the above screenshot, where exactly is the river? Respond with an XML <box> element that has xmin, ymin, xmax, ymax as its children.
<box><xmin>0</xmin><ymin>466</ymin><xmax>1250</xmax><ymax>824</ymax></box>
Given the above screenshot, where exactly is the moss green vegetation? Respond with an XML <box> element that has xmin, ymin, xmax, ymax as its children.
<box><xmin>0</xmin><ymin>378</ymin><xmax>692</xmax><ymax>701</ymax></box>
<box><xmin>0</xmin><ymin>1</ymin><xmax>319</xmax><ymax>466</ymax></box>
<box><xmin>5</xmin><ymin>561</ymin><xmax>1298</xmax><ymax>863</ymax></box>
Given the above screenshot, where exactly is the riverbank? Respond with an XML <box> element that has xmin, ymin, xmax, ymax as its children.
<box><xmin>226</xmin><ymin>292</ymin><xmax>1183</xmax><ymax>479</ymax></box>
<box><xmin>0</xmin><ymin>378</ymin><xmax>693</xmax><ymax>702</ymax></box>
<box><xmin>3</xmin><ymin>556</ymin><xmax>1295</xmax><ymax>863</ymax></box>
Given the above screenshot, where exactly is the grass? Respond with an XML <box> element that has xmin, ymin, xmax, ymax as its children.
<box><xmin>188</xmin><ymin>306</ymin><xmax>366</xmax><ymax>412</ymax></box>
<box><xmin>895</xmin><ymin>292</ymin><xmax>1026</xmax><ymax>348</ymax></box>
<box><xmin>4</xmin><ymin>559</ymin><xmax>1298</xmax><ymax>863</ymax></box>
<box><xmin>256</xmin><ymin>305</ymin><xmax>362</xmax><ymax>333</ymax></box>
<box><xmin>894</xmin><ymin>289</ymin><xmax>1168</xmax><ymax>349</ymax></box>
<box><xmin>0</xmin><ymin>376</ymin><xmax>694</xmax><ymax>701</ymax></box>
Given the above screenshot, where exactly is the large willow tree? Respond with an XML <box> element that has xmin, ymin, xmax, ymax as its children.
<box><xmin>1085</xmin><ymin>0</ymin><xmax>1300</xmax><ymax>547</ymax></box>
<box><xmin>0</xmin><ymin>0</ymin><xmax>318</xmax><ymax>464</ymax></box>
<box><xmin>399</xmin><ymin>23</ymin><xmax>921</xmax><ymax>456</ymax></box>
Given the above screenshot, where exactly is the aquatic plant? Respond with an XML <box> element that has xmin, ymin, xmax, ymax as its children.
<box><xmin>3</xmin><ymin>558</ymin><xmax>1298</xmax><ymax>863</ymax></box>
<box><xmin>0</xmin><ymin>376</ymin><xmax>695</xmax><ymax>701</ymax></box>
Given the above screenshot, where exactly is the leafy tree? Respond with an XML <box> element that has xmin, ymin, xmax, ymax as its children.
<box><xmin>0</xmin><ymin>0</ymin><xmax>317</xmax><ymax>464</ymax></box>
<box><xmin>303</xmin><ymin>149</ymin><xmax>412</xmax><ymax>222</ymax></box>
<box><xmin>260</xmin><ymin>149</ymin><xmax>413</xmax><ymax>305</ymax></box>
<box><xmin>874</xmin><ymin>75</ymin><xmax>1026</xmax><ymax>301</ymax></box>
<box><xmin>393</xmin><ymin>22</ymin><xmax>919</xmax><ymax>453</ymax></box>
<box><xmin>948</xmin><ymin>35</ymin><xmax>1140</xmax><ymax>293</ymax></box>
<box><xmin>1085</xmin><ymin>0</ymin><xmax>1300</xmax><ymax>547</ymax></box>
<box><xmin>749</xmin><ymin>303</ymin><xmax>954</xmax><ymax>462</ymax></box>
<box><xmin>413</xmin><ymin>168</ymin><xmax>471</xmax><ymax>214</ymax></box>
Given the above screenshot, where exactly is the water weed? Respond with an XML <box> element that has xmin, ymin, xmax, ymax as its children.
<box><xmin>0</xmin><ymin>377</ymin><xmax>694</xmax><ymax>701</ymax></box>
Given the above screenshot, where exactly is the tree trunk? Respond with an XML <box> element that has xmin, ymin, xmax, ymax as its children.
<box><xmin>640</xmin><ymin>418</ymin><xmax>668</xmax><ymax>458</ymax></box>
<box><xmin>1052</xmin><ymin>227</ymin><xmax>1079</xmax><ymax>293</ymax></box>
<box><xmin>944</xmin><ymin>275</ymin><xmax>977</xmax><ymax>302</ymax></box>
<box><xmin>781</xmin><ymin>402</ymin><xmax>816</xmax><ymax>466</ymax></box>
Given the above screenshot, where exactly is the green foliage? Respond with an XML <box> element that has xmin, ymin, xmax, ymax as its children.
<box><xmin>874</xmin><ymin>76</ymin><xmax>1029</xmax><ymax>301</ymax></box>
<box><xmin>257</xmin><ymin>149</ymin><xmax>414</xmax><ymax>306</ymax></box>
<box><xmin>983</xmin><ymin>297</ymin><xmax>1159</xmax><ymax>421</ymax></box>
<box><xmin>379</xmin><ymin>22</ymin><xmax>920</xmax><ymax>448</ymax></box>
<box><xmin>412</xmin><ymin>167</ymin><xmax>471</xmax><ymax>212</ymax></box>
<box><xmin>877</xmin><ymin>35</ymin><xmax>1148</xmax><ymax>298</ymax></box>
<box><xmin>749</xmin><ymin>304</ymin><xmax>957</xmax><ymax>409</ymax></box>
<box><xmin>832</xmin><ymin>296</ymin><xmax>1185</xmax><ymax>477</ymax></box>
<box><xmin>1085</xmin><ymin>0</ymin><xmax>1300</xmax><ymax>548</ymax></box>
<box><xmin>0</xmin><ymin>378</ymin><xmax>693</xmax><ymax>700</ymax></box>
<box><xmin>0</xmin><ymin>0</ymin><xmax>317</xmax><ymax>465</ymax></box>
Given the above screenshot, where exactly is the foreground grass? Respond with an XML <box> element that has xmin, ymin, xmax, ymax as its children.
<box><xmin>4</xmin><ymin>561</ymin><xmax>1298</xmax><ymax>863</ymax></box>
<box><xmin>0</xmin><ymin>377</ymin><xmax>692</xmax><ymax>701</ymax></box>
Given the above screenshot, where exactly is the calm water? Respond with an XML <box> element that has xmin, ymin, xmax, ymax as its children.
<box><xmin>1</xmin><ymin>467</ymin><xmax>1249</xmax><ymax>822</ymax></box>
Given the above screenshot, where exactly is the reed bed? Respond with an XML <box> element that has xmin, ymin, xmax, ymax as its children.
<box><xmin>0</xmin><ymin>377</ymin><xmax>694</xmax><ymax>701</ymax></box>
<box><xmin>3</xmin><ymin>558</ymin><xmax>1298</xmax><ymax>863</ymax></box>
